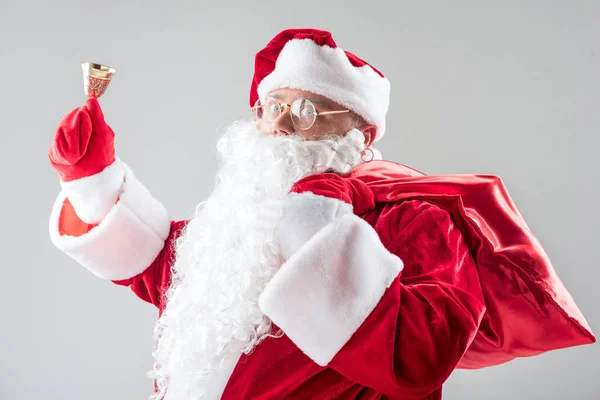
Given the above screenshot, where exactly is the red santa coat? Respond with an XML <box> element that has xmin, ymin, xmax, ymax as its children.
<box><xmin>49</xmin><ymin>159</ymin><xmax>593</xmax><ymax>400</ymax></box>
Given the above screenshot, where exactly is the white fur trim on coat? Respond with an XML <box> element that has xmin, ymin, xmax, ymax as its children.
<box><xmin>49</xmin><ymin>162</ymin><xmax>171</xmax><ymax>281</ymax></box>
<box><xmin>257</xmin><ymin>39</ymin><xmax>390</xmax><ymax>141</ymax></box>
<box><xmin>278</xmin><ymin>192</ymin><xmax>352</xmax><ymax>260</ymax></box>
<box><xmin>60</xmin><ymin>158</ymin><xmax>126</xmax><ymax>224</ymax></box>
<box><xmin>259</xmin><ymin>213</ymin><xmax>403</xmax><ymax>366</ymax></box>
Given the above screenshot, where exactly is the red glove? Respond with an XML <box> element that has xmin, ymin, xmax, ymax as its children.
<box><xmin>290</xmin><ymin>173</ymin><xmax>375</xmax><ymax>215</ymax></box>
<box><xmin>48</xmin><ymin>98</ymin><xmax>124</xmax><ymax>224</ymax></box>
<box><xmin>276</xmin><ymin>174</ymin><xmax>376</xmax><ymax>260</ymax></box>
<box><xmin>49</xmin><ymin>97</ymin><xmax>116</xmax><ymax>182</ymax></box>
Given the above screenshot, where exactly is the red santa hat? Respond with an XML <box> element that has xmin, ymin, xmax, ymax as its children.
<box><xmin>250</xmin><ymin>28</ymin><xmax>391</xmax><ymax>142</ymax></box>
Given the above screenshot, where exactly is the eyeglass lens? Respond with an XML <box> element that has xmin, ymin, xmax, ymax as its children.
<box><xmin>254</xmin><ymin>97</ymin><xmax>317</xmax><ymax>130</ymax></box>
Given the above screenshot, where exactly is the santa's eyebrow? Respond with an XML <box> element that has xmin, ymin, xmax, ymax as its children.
<box><xmin>269</xmin><ymin>93</ymin><xmax>329</xmax><ymax>108</ymax></box>
<box><xmin>304</xmin><ymin>97</ymin><xmax>328</xmax><ymax>107</ymax></box>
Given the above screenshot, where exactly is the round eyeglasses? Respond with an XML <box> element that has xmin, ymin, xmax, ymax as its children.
<box><xmin>252</xmin><ymin>96</ymin><xmax>350</xmax><ymax>131</ymax></box>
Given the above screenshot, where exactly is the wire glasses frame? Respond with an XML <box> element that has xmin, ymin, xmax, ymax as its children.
<box><xmin>251</xmin><ymin>96</ymin><xmax>351</xmax><ymax>131</ymax></box>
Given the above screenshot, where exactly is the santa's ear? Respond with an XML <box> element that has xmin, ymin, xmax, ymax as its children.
<box><xmin>361</xmin><ymin>125</ymin><xmax>377</xmax><ymax>149</ymax></box>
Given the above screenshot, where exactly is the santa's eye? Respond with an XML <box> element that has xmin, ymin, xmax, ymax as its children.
<box><xmin>269</xmin><ymin>103</ymin><xmax>281</xmax><ymax>113</ymax></box>
<box><xmin>302</xmin><ymin>107</ymin><xmax>315</xmax><ymax>117</ymax></box>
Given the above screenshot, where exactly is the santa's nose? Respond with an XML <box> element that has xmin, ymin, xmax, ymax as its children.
<box><xmin>271</xmin><ymin>106</ymin><xmax>295</xmax><ymax>136</ymax></box>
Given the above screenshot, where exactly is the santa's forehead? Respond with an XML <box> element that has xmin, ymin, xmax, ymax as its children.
<box><xmin>266</xmin><ymin>88</ymin><xmax>339</xmax><ymax>107</ymax></box>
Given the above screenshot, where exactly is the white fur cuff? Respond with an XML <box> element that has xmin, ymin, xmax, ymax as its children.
<box><xmin>60</xmin><ymin>159</ymin><xmax>125</xmax><ymax>224</ymax></box>
<box><xmin>259</xmin><ymin>213</ymin><xmax>403</xmax><ymax>366</ymax></box>
<box><xmin>278</xmin><ymin>192</ymin><xmax>352</xmax><ymax>260</ymax></box>
<box><xmin>49</xmin><ymin>163</ymin><xmax>171</xmax><ymax>281</ymax></box>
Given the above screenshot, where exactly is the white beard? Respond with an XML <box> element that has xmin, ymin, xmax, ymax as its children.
<box><xmin>148</xmin><ymin>121</ymin><xmax>365</xmax><ymax>400</ymax></box>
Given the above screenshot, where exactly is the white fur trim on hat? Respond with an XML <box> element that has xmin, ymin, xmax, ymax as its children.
<box><xmin>257</xmin><ymin>39</ymin><xmax>390</xmax><ymax>141</ymax></box>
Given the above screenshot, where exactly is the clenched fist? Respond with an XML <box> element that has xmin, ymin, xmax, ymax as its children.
<box><xmin>48</xmin><ymin>98</ymin><xmax>125</xmax><ymax>224</ymax></box>
<box><xmin>49</xmin><ymin>97</ymin><xmax>116</xmax><ymax>182</ymax></box>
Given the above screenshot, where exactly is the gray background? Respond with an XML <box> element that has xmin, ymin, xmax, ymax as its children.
<box><xmin>1</xmin><ymin>0</ymin><xmax>598</xmax><ymax>399</ymax></box>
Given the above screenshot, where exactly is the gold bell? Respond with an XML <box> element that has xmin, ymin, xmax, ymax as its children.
<box><xmin>82</xmin><ymin>62</ymin><xmax>116</xmax><ymax>98</ymax></box>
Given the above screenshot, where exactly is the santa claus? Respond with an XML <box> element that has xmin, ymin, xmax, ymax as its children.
<box><xmin>48</xmin><ymin>29</ymin><xmax>595</xmax><ymax>400</ymax></box>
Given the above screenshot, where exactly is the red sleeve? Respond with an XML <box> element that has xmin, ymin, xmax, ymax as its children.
<box><xmin>259</xmin><ymin>197</ymin><xmax>486</xmax><ymax>400</ymax></box>
<box><xmin>112</xmin><ymin>220</ymin><xmax>187</xmax><ymax>311</ymax></box>
<box><xmin>329</xmin><ymin>200</ymin><xmax>486</xmax><ymax>399</ymax></box>
<box><xmin>58</xmin><ymin>196</ymin><xmax>187</xmax><ymax>311</ymax></box>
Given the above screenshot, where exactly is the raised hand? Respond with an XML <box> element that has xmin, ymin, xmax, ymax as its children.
<box><xmin>49</xmin><ymin>97</ymin><xmax>116</xmax><ymax>182</ymax></box>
